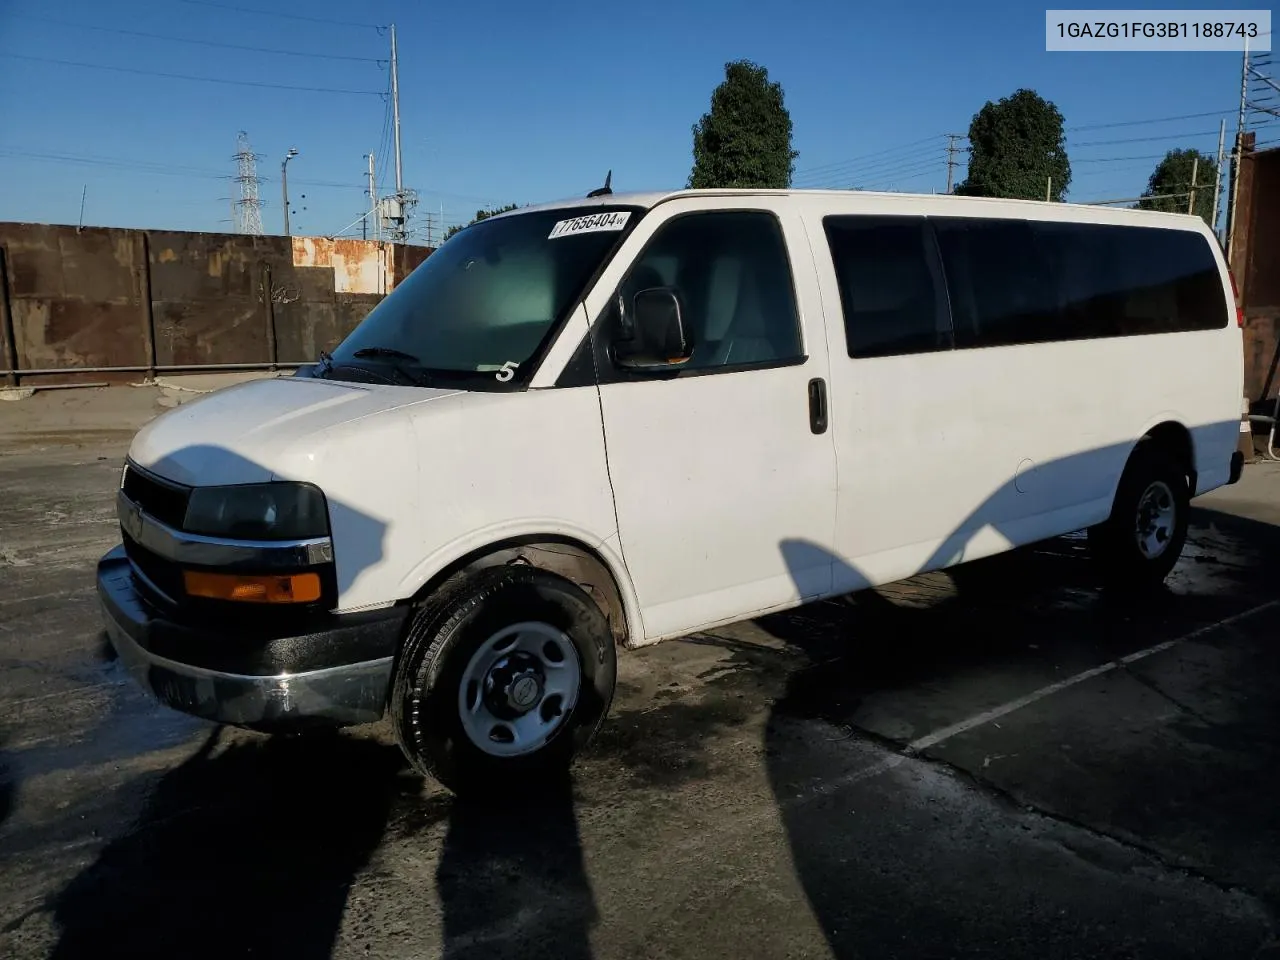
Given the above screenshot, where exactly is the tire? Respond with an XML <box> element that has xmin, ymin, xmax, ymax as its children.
<box><xmin>1088</xmin><ymin>440</ymin><xmax>1190</xmax><ymax>590</ymax></box>
<box><xmin>390</xmin><ymin>564</ymin><xmax>617</xmax><ymax>796</ymax></box>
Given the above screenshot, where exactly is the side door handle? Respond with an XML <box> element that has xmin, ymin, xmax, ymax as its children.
<box><xmin>808</xmin><ymin>377</ymin><xmax>828</xmax><ymax>435</ymax></box>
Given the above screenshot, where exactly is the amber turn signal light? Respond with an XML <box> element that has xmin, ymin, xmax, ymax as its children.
<box><xmin>183</xmin><ymin>570</ymin><xmax>322</xmax><ymax>604</ymax></box>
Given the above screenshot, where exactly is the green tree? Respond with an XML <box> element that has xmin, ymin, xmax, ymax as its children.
<box><xmin>1138</xmin><ymin>148</ymin><xmax>1218</xmax><ymax>225</ymax></box>
<box><xmin>442</xmin><ymin>204</ymin><xmax>519</xmax><ymax>242</ymax></box>
<box><xmin>689</xmin><ymin>60</ymin><xmax>797</xmax><ymax>189</ymax></box>
<box><xmin>956</xmin><ymin>88</ymin><xmax>1071</xmax><ymax>201</ymax></box>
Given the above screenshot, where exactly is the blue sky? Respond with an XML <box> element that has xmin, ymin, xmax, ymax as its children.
<box><xmin>0</xmin><ymin>0</ymin><xmax>1272</xmax><ymax>242</ymax></box>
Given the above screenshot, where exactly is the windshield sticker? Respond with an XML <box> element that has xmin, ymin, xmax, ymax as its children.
<box><xmin>548</xmin><ymin>211</ymin><xmax>631</xmax><ymax>239</ymax></box>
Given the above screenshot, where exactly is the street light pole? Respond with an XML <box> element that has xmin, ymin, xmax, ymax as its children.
<box><xmin>282</xmin><ymin>148</ymin><xmax>298</xmax><ymax>236</ymax></box>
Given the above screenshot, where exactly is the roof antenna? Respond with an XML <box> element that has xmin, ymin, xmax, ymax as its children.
<box><xmin>587</xmin><ymin>170</ymin><xmax>612</xmax><ymax>198</ymax></box>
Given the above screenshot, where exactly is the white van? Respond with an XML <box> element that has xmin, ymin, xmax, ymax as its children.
<box><xmin>98</xmin><ymin>188</ymin><xmax>1245</xmax><ymax>794</ymax></box>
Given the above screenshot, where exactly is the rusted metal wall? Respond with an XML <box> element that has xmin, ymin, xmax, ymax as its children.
<box><xmin>1234</xmin><ymin>143</ymin><xmax>1280</xmax><ymax>404</ymax></box>
<box><xmin>0</xmin><ymin>224</ymin><xmax>151</xmax><ymax>384</ymax></box>
<box><xmin>0</xmin><ymin>222</ymin><xmax>433</xmax><ymax>383</ymax></box>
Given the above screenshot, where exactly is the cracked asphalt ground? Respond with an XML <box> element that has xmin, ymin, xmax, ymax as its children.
<box><xmin>2</xmin><ymin>438</ymin><xmax>1280</xmax><ymax>960</ymax></box>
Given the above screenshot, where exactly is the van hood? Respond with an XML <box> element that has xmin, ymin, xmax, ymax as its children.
<box><xmin>129</xmin><ymin>376</ymin><xmax>460</xmax><ymax>486</ymax></box>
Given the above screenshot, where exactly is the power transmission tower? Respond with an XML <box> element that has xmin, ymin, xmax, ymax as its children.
<box><xmin>944</xmin><ymin>134</ymin><xmax>965</xmax><ymax>194</ymax></box>
<box><xmin>233</xmin><ymin>131</ymin><xmax>264</xmax><ymax>235</ymax></box>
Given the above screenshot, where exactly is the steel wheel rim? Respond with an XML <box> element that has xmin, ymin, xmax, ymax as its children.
<box><xmin>1134</xmin><ymin>480</ymin><xmax>1177</xmax><ymax>559</ymax></box>
<box><xmin>457</xmin><ymin>621</ymin><xmax>581</xmax><ymax>758</ymax></box>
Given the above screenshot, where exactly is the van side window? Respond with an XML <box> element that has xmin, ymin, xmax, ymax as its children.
<box><xmin>1031</xmin><ymin>221</ymin><xmax>1229</xmax><ymax>337</ymax></box>
<box><xmin>932</xmin><ymin>218</ymin><xmax>1061</xmax><ymax>349</ymax></box>
<box><xmin>608</xmin><ymin>211</ymin><xmax>803</xmax><ymax>372</ymax></box>
<box><xmin>823</xmin><ymin>215</ymin><xmax>951</xmax><ymax>358</ymax></box>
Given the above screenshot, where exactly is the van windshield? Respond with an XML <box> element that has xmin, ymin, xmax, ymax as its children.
<box><xmin>321</xmin><ymin>205</ymin><xmax>642</xmax><ymax>388</ymax></box>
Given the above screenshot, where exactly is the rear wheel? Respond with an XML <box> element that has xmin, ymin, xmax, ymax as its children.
<box><xmin>1088</xmin><ymin>440</ymin><xmax>1190</xmax><ymax>590</ymax></box>
<box><xmin>390</xmin><ymin>565</ymin><xmax>617</xmax><ymax>796</ymax></box>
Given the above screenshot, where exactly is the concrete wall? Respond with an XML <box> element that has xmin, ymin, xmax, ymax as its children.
<box><xmin>0</xmin><ymin>223</ymin><xmax>433</xmax><ymax>385</ymax></box>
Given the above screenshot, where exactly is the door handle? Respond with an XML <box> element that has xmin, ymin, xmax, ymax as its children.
<box><xmin>808</xmin><ymin>377</ymin><xmax>828</xmax><ymax>435</ymax></box>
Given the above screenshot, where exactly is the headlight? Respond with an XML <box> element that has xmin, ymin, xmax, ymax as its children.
<box><xmin>183</xmin><ymin>482</ymin><xmax>329</xmax><ymax>541</ymax></box>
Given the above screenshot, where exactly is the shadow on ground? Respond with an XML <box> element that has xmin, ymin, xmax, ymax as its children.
<box><xmin>762</xmin><ymin>507</ymin><xmax>1280</xmax><ymax>958</ymax></box>
<box><xmin>0</xmin><ymin>737</ymin><xmax>13</xmax><ymax>834</ymax></box>
<box><xmin>433</xmin><ymin>774</ymin><xmax>596</xmax><ymax>960</ymax></box>
<box><xmin>47</xmin><ymin>729</ymin><xmax>409</xmax><ymax>960</ymax></box>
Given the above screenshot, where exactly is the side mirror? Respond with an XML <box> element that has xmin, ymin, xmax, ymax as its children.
<box><xmin>614</xmin><ymin>287</ymin><xmax>693</xmax><ymax>370</ymax></box>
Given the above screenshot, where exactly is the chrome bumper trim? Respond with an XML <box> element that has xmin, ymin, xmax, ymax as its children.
<box><xmin>102</xmin><ymin>611</ymin><xmax>392</xmax><ymax>727</ymax></box>
<box><xmin>117</xmin><ymin>490</ymin><xmax>333</xmax><ymax>569</ymax></box>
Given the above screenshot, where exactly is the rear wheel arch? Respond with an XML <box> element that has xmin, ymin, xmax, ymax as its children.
<box><xmin>1138</xmin><ymin>419</ymin><xmax>1196</xmax><ymax>492</ymax></box>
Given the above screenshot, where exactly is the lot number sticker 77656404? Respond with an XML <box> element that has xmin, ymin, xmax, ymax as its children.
<box><xmin>548</xmin><ymin>211</ymin><xmax>631</xmax><ymax>239</ymax></box>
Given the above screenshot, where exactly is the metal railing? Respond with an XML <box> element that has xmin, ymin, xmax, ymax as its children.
<box><xmin>0</xmin><ymin>362</ymin><xmax>309</xmax><ymax>377</ymax></box>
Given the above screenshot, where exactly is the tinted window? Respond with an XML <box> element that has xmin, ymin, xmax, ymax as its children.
<box><xmin>932</xmin><ymin>218</ymin><xmax>1062</xmax><ymax>348</ymax></box>
<box><xmin>823</xmin><ymin>216</ymin><xmax>951</xmax><ymax>358</ymax></box>
<box><xmin>608</xmin><ymin>211</ymin><xmax>803</xmax><ymax>372</ymax></box>
<box><xmin>1031</xmin><ymin>221</ymin><xmax>1228</xmax><ymax>337</ymax></box>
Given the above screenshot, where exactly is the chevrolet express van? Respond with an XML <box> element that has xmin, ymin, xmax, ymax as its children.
<box><xmin>98</xmin><ymin>188</ymin><xmax>1245</xmax><ymax>794</ymax></box>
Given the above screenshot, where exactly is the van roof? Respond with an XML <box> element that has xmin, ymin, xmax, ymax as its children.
<box><xmin>493</xmin><ymin>188</ymin><xmax>1209</xmax><ymax>230</ymax></box>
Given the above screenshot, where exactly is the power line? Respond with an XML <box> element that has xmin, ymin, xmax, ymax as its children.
<box><xmin>858</xmin><ymin>159</ymin><xmax>949</xmax><ymax>191</ymax></box>
<box><xmin>12</xmin><ymin>14</ymin><xmax>385</xmax><ymax>62</ymax></box>
<box><xmin>792</xmin><ymin>135</ymin><xmax>943</xmax><ymax>180</ymax></box>
<box><xmin>174</xmin><ymin>0</ymin><xmax>385</xmax><ymax>29</ymax></box>
<box><xmin>1066</xmin><ymin>109</ymin><xmax>1235</xmax><ymax>132</ymax></box>
<box><xmin>1072</xmin><ymin>153</ymin><xmax>1171</xmax><ymax>164</ymax></box>
<box><xmin>1071</xmin><ymin>129</ymin><xmax>1222</xmax><ymax>147</ymax></box>
<box><xmin>0</xmin><ymin>147</ymin><xmax>501</xmax><ymax>207</ymax></box>
<box><xmin>794</xmin><ymin>149</ymin><xmax>949</xmax><ymax>187</ymax></box>
<box><xmin>0</xmin><ymin>148</ymin><xmax>230</xmax><ymax>180</ymax></box>
<box><xmin>0</xmin><ymin>53</ymin><xmax>385</xmax><ymax>95</ymax></box>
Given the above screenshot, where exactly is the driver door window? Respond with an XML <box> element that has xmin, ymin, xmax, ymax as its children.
<box><xmin>604</xmin><ymin>211</ymin><xmax>805</xmax><ymax>375</ymax></box>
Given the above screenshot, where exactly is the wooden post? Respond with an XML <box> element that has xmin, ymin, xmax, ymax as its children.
<box><xmin>139</xmin><ymin>233</ymin><xmax>157</xmax><ymax>381</ymax></box>
<box><xmin>0</xmin><ymin>248</ymin><xmax>18</xmax><ymax>387</ymax></box>
<box><xmin>262</xmin><ymin>262</ymin><xmax>278</xmax><ymax>372</ymax></box>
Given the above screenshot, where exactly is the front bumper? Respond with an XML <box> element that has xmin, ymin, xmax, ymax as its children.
<box><xmin>97</xmin><ymin>546</ymin><xmax>409</xmax><ymax>730</ymax></box>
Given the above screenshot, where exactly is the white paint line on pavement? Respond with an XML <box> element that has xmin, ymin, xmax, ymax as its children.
<box><xmin>904</xmin><ymin>597</ymin><xmax>1280</xmax><ymax>756</ymax></box>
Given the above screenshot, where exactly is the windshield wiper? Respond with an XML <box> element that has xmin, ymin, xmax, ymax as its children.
<box><xmin>353</xmin><ymin>346</ymin><xmax>421</xmax><ymax>362</ymax></box>
<box><xmin>348</xmin><ymin>346</ymin><xmax>431</xmax><ymax>386</ymax></box>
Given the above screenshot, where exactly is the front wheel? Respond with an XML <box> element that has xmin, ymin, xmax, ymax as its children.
<box><xmin>1088</xmin><ymin>441</ymin><xmax>1190</xmax><ymax>590</ymax></box>
<box><xmin>390</xmin><ymin>565</ymin><xmax>617</xmax><ymax>796</ymax></box>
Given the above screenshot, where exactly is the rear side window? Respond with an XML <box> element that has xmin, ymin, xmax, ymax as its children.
<box><xmin>823</xmin><ymin>216</ymin><xmax>951</xmax><ymax>358</ymax></box>
<box><xmin>931</xmin><ymin>218</ymin><xmax>1061</xmax><ymax>349</ymax></box>
<box><xmin>1031</xmin><ymin>221</ymin><xmax>1228</xmax><ymax>337</ymax></box>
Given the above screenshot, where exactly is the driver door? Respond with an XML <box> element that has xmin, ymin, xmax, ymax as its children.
<box><xmin>578</xmin><ymin>198</ymin><xmax>839</xmax><ymax>641</ymax></box>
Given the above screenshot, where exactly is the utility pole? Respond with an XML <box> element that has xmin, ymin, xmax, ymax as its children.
<box><xmin>1212</xmin><ymin>118</ymin><xmax>1226</xmax><ymax>238</ymax></box>
<box><xmin>1187</xmin><ymin>155</ymin><xmax>1199</xmax><ymax>216</ymax></box>
<box><xmin>944</xmin><ymin>134</ymin><xmax>963</xmax><ymax>194</ymax></box>
<box><xmin>391</xmin><ymin>24</ymin><xmax>403</xmax><ymax>196</ymax></box>
<box><xmin>1228</xmin><ymin>35</ymin><xmax>1250</xmax><ymax>257</ymax></box>
<box><xmin>386</xmin><ymin>22</ymin><xmax>416</xmax><ymax>243</ymax></box>
<box><xmin>366</xmin><ymin>151</ymin><xmax>378</xmax><ymax>241</ymax></box>
<box><xmin>1046</xmin><ymin>176</ymin><xmax>1052</xmax><ymax>202</ymax></box>
<box><xmin>281</xmin><ymin>147</ymin><xmax>298</xmax><ymax>236</ymax></box>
